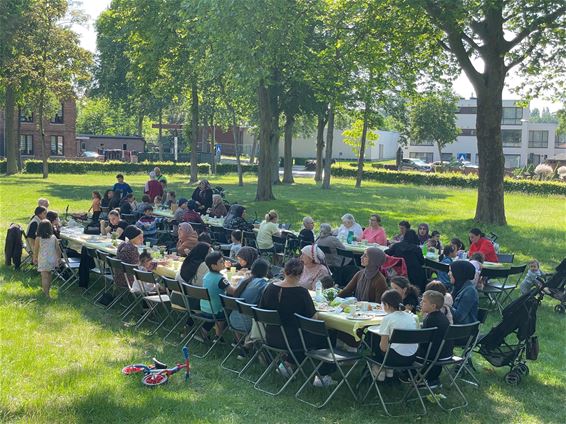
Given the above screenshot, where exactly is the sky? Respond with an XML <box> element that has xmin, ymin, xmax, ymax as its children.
<box><xmin>75</xmin><ymin>0</ymin><xmax>561</xmax><ymax>112</ymax></box>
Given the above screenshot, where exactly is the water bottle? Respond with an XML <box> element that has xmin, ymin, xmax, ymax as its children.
<box><xmin>347</xmin><ymin>230</ymin><xmax>354</xmax><ymax>244</ymax></box>
<box><xmin>422</xmin><ymin>243</ymin><xmax>428</xmax><ymax>256</ymax></box>
<box><xmin>315</xmin><ymin>280</ymin><xmax>324</xmax><ymax>302</ymax></box>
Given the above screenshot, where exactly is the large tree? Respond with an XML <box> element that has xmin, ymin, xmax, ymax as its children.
<box><xmin>416</xmin><ymin>0</ymin><xmax>566</xmax><ymax>224</ymax></box>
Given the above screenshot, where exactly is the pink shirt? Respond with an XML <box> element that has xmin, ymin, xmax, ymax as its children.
<box><xmin>361</xmin><ymin>226</ymin><xmax>387</xmax><ymax>245</ymax></box>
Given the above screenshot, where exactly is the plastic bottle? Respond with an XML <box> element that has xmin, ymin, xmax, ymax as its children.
<box><xmin>315</xmin><ymin>280</ymin><xmax>324</xmax><ymax>302</ymax></box>
<box><xmin>347</xmin><ymin>230</ymin><xmax>354</xmax><ymax>244</ymax></box>
<box><xmin>422</xmin><ymin>243</ymin><xmax>428</xmax><ymax>256</ymax></box>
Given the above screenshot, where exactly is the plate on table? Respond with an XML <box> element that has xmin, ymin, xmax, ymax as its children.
<box><xmin>347</xmin><ymin>313</ymin><xmax>375</xmax><ymax>321</ymax></box>
<box><xmin>316</xmin><ymin>304</ymin><xmax>336</xmax><ymax>313</ymax></box>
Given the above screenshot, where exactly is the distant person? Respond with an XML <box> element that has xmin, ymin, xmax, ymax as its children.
<box><xmin>37</xmin><ymin>198</ymin><xmax>50</xmax><ymax>209</ymax></box>
<box><xmin>385</xmin><ymin>229</ymin><xmax>426</xmax><ymax>292</ymax></box>
<box><xmin>450</xmin><ymin>260</ymin><xmax>479</xmax><ymax>325</ymax></box>
<box><xmin>88</xmin><ymin>191</ymin><xmax>102</xmax><ymax>221</ymax></box>
<box><xmin>229</xmin><ymin>230</ymin><xmax>243</xmax><ymax>259</ymax></box>
<box><xmin>391</xmin><ymin>220</ymin><xmax>410</xmax><ymax>243</ymax></box>
<box><xmin>100</xmin><ymin>209</ymin><xmax>128</xmax><ymax>240</ymax></box>
<box><xmin>136</xmin><ymin>195</ymin><xmax>153</xmax><ymax>215</ymax></box>
<box><xmin>135</xmin><ymin>206</ymin><xmax>158</xmax><ymax>245</ymax></box>
<box><xmin>520</xmin><ymin>259</ymin><xmax>543</xmax><ymax>295</ymax></box>
<box><xmin>101</xmin><ymin>190</ymin><xmax>114</xmax><ymax>208</ymax></box>
<box><xmin>191</xmin><ymin>179</ymin><xmax>213</xmax><ymax>213</ymax></box>
<box><xmin>468</xmin><ymin>228</ymin><xmax>498</xmax><ymax>262</ymax></box>
<box><xmin>33</xmin><ymin>219</ymin><xmax>61</xmax><ymax>298</ymax></box>
<box><xmin>316</xmin><ymin>223</ymin><xmax>350</xmax><ymax>267</ymax></box>
<box><xmin>165</xmin><ymin>191</ymin><xmax>176</xmax><ymax>208</ymax></box>
<box><xmin>119</xmin><ymin>193</ymin><xmax>135</xmax><ymax>215</ymax></box>
<box><xmin>417</xmin><ymin>223</ymin><xmax>430</xmax><ymax>245</ymax></box>
<box><xmin>144</xmin><ymin>171</ymin><xmax>163</xmax><ymax>202</ymax></box>
<box><xmin>154</xmin><ymin>167</ymin><xmax>167</xmax><ymax>184</ymax></box>
<box><xmin>298</xmin><ymin>216</ymin><xmax>315</xmax><ymax>245</ymax></box>
<box><xmin>177</xmin><ymin>222</ymin><xmax>199</xmax><ymax>256</ymax></box>
<box><xmin>112</xmin><ymin>174</ymin><xmax>133</xmax><ymax>199</ymax></box>
<box><xmin>336</xmin><ymin>213</ymin><xmax>363</xmax><ymax>240</ymax></box>
<box><xmin>362</xmin><ymin>214</ymin><xmax>387</xmax><ymax>245</ymax></box>
<box><xmin>256</xmin><ymin>210</ymin><xmax>281</xmax><ymax>251</ymax></box>
<box><xmin>207</xmin><ymin>194</ymin><xmax>227</xmax><ymax>217</ymax></box>
<box><xmin>339</xmin><ymin>247</ymin><xmax>388</xmax><ymax>302</ymax></box>
<box><xmin>183</xmin><ymin>200</ymin><xmax>204</xmax><ymax>224</ymax></box>
<box><xmin>27</xmin><ymin>206</ymin><xmax>48</xmax><ymax>250</ymax></box>
<box><xmin>174</xmin><ymin>198</ymin><xmax>189</xmax><ymax>222</ymax></box>
<box><xmin>224</xmin><ymin>204</ymin><xmax>253</xmax><ymax>232</ymax></box>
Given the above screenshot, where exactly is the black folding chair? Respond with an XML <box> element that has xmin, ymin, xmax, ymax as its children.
<box><xmin>235</xmin><ymin>300</ymin><xmax>263</xmax><ymax>383</ymax></box>
<box><xmin>318</xmin><ymin>245</ymin><xmax>331</xmax><ymax>255</ymax></box>
<box><xmin>81</xmin><ymin>249</ymin><xmax>112</xmax><ymax>300</ymax></box>
<box><xmin>423</xmin><ymin>258</ymin><xmax>449</xmax><ymax>281</ymax></box>
<box><xmin>249</xmin><ymin>307</ymin><xmax>308</xmax><ymax>396</ymax></box>
<box><xmin>133</xmin><ymin>269</ymin><xmax>171</xmax><ymax>334</ymax></box>
<box><xmin>121</xmin><ymin>214</ymin><xmax>136</xmax><ymax>225</ymax></box>
<box><xmin>480</xmin><ymin>267</ymin><xmax>514</xmax><ymax>313</ymax></box>
<box><xmin>162</xmin><ymin>275</ymin><xmax>191</xmax><ymax>345</ymax></box>
<box><xmin>243</xmin><ymin>231</ymin><xmax>258</xmax><ymax>248</ymax></box>
<box><xmin>496</xmin><ymin>253</ymin><xmax>515</xmax><ymax>264</ymax></box>
<box><xmin>119</xmin><ymin>262</ymin><xmax>147</xmax><ymax>323</ymax></box>
<box><xmin>104</xmin><ymin>256</ymin><xmax>130</xmax><ymax>310</ymax></box>
<box><xmin>336</xmin><ymin>247</ymin><xmax>356</xmax><ymax>267</ymax></box>
<box><xmin>294</xmin><ymin>314</ymin><xmax>362</xmax><ymax>408</ymax></box>
<box><xmin>360</xmin><ymin>327</ymin><xmax>437</xmax><ymax>416</ymax></box>
<box><xmin>497</xmin><ymin>264</ymin><xmax>527</xmax><ymax>306</ymax></box>
<box><xmin>219</xmin><ymin>294</ymin><xmax>247</xmax><ymax>373</ymax></box>
<box><xmin>188</xmin><ymin>222</ymin><xmax>206</xmax><ymax>234</ymax></box>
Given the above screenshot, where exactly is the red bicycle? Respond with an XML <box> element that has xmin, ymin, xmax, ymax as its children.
<box><xmin>122</xmin><ymin>347</ymin><xmax>190</xmax><ymax>387</ymax></box>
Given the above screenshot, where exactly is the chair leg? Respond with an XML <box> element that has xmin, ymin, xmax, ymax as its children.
<box><xmin>220</xmin><ymin>331</ymin><xmax>247</xmax><ymax>373</ymax></box>
<box><xmin>163</xmin><ymin>311</ymin><xmax>189</xmax><ymax>345</ymax></box>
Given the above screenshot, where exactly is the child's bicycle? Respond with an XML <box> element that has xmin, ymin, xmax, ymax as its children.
<box><xmin>122</xmin><ymin>347</ymin><xmax>190</xmax><ymax>387</ymax></box>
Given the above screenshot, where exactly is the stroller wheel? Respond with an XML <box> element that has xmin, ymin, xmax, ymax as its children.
<box><xmin>554</xmin><ymin>304</ymin><xmax>565</xmax><ymax>314</ymax></box>
<box><xmin>515</xmin><ymin>364</ymin><xmax>529</xmax><ymax>376</ymax></box>
<box><xmin>505</xmin><ymin>370</ymin><xmax>521</xmax><ymax>385</ymax></box>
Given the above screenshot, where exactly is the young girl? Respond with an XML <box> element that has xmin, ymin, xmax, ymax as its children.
<box><xmin>229</xmin><ymin>230</ymin><xmax>243</xmax><ymax>259</ymax></box>
<box><xmin>372</xmin><ymin>289</ymin><xmax>418</xmax><ymax>381</ymax></box>
<box><xmin>520</xmin><ymin>259</ymin><xmax>543</xmax><ymax>294</ymax></box>
<box><xmin>33</xmin><ymin>219</ymin><xmax>61</xmax><ymax>298</ymax></box>
<box><xmin>89</xmin><ymin>191</ymin><xmax>102</xmax><ymax>221</ymax></box>
<box><xmin>390</xmin><ymin>276</ymin><xmax>421</xmax><ymax>312</ymax></box>
<box><xmin>469</xmin><ymin>251</ymin><xmax>485</xmax><ymax>289</ymax></box>
<box><xmin>438</xmin><ymin>245</ymin><xmax>458</xmax><ymax>290</ymax></box>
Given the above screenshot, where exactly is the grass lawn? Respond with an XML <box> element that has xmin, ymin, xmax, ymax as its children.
<box><xmin>0</xmin><ymin>172</ymin><xmax>565</xmax><ymax>423</ymax></box>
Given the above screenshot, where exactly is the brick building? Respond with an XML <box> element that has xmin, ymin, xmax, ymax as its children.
<box><xmin>0</xmin><ymin>99</ymin><xmax>78</xmax><ymax>159</ymax></box>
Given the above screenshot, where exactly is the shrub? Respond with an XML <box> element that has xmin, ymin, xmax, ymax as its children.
<box><xmin>22</xmin><ymin>160</ymin><xmax>211</xmax><ymax>175</ymax></box>
<box><xmin>0</xmin><ymin>159</ymin><xmax>6</xmax><ymax>174</ymax></box>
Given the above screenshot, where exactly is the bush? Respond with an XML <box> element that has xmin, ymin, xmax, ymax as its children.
<box><xmin>22</xmin><ymin>160</ymin><xmax>211</xmax><ymax>175</ymax></box>
<box><xmin>0</xmin><ymin>159</ymin><xmax>6</xmax><ymax>174</ymax></box>
<box><xmin>331</xmin><ymin>164</ymin><xmax>566</xmax><ymax>196</ymax></box>
<box><xmin>215</xmin><ymin>163</ymin><xmax>258</xmax><ymax>174</ymax></box>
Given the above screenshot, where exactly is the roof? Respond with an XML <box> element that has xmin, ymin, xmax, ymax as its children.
<box><xmin>77</xmin><ymin>134</ymin><xmax>145</xmax><ymax>141</ymax></box>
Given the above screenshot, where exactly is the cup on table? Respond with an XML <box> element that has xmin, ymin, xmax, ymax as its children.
<box><xmin>145</xmin><ymin>241</ymin><xmax>151</xmax><ymax>248</ymax></box>
<box><xmin>360</xmin><ymin>302</ymin><xmax>369</xmax><ymax>312</ymax></box>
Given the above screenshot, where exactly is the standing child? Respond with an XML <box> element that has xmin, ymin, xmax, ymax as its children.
<box><xmin>33</xmin><ymin>219</ymin><xmax>61</xmax><ymax>298</ymax></box>
<box><xmin>418</xmin><ymin>290</ymin><xmax>452</xmax><ymax>388</ymax></box>
<box><xmin>229</xmin><ymin>230</ymin><xmax>243</xmax><ymax>259</ymax></box>
<box><xmin>520</xmin><ymin>259</ymin><xmax>543</xmax><ymax>294</ymax></box>
<box><xmin>89</xmin><ymin>191</ymin><xmax>102</xmax><ymax>221</ymax></box>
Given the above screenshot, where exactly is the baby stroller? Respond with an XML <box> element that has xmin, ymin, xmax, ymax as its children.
<box><xmin>476</xmin><ymin>284</ymin><xmax>544</xmax><ymax>385</ymax></box>
<box><xmin>537</xmin><ymin>258</ymin><xmax>566</xmax><ymax>314</ymax></box>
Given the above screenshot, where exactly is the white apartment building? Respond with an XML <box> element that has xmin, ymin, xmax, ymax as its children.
<box><xmin>404</xmin><ymin>99</ymin><xmax>564</xmax><ymax>168</ymax></box>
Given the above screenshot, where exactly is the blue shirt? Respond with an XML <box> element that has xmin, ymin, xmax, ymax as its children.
<box><xmin>451</xmin><ymin>281</ymin><xmax>479</xmax><ymax>324</ymax></box>
<box><xmin>200</xmin><ymin>271</ymin><xmax>228</xmax><ymax>315</ymax></box>
<box><xmin>438</xmin><ymin>257</ymin><xmax>453</xmax><ymax>290</ymax></box>
<box><xmin>113</xmin><ymin>182</ymin><xmax>133</xmax><ymax>196</ymax></box>
<box><xmin>229</xmin><ymin>277</ymin><xmax>267</xmax><ymax>332</ymax></box>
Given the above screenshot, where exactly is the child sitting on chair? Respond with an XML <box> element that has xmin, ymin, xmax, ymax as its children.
<box><xmin>424</xmin><ymin>280</ymin><xmax>453</xmax><ymax>324</ymax></box>
<box><xmin>136</xmin><ymin>206</ymin><xmax>158</xmax><ymax>245</ymax></box>
<box><xmin>519</xmin><ymin>259</ymin><xmax>543</xmax><ymax>294</ymax></box>
<box><xmin>469</xmin><ymin>252</ymin><xmax>485</xmax><ymax>289</ymax></box>
<box><xmin>229</xmin><ymin>230</ymin><xmax>243</xmax><ymax>259</ymax></box>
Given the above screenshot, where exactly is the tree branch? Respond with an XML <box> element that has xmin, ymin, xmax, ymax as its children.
<box><xmin>505</xmin><ymin>5</ymin><xmax>566</xmax><ymax>51</ymax></box>
<box><xmin>505</xmin><ymin>31</ymin><xmax>541</xmax><ymax>72</ymax></box>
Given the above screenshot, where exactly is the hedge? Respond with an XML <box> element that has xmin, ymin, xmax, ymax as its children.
<box><xmin>330</xmin><ymin>164</ymin><xmax>566</xmax><ymax>196</ymax></box>
<box><xmin>0</xmin><ymin>159</ymin><xmax>6</xmax><ymax>174</ymax></box>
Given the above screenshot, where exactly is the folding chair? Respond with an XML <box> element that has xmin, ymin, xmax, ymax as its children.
<box><xmin>219</xmin><ymin>294</ymin><xmax>247</xmax><ymax>373</ymax></box>
<box><xmin>360</xmin><ymin>327</ymin><xmax>437</xmax><ymax>416</ymax></box>
<box><xmin>182</xmin><ymin>285</ymin><xmax>227</xmax><ymax>358</ymax></box>
<box><xmin>496</xmin><ymin>253</ymin><xmax>514</xmax><ymax>264</ymax></box>
<box><xmin>294</xmin><ymin>313</ymin><xmax>362</xmax><ymax>408</ymax></box>
<box><xmin>121</xmin><ymin>214</ymin><xmax>137</xmax><ymax>225</ymax></box>
<box><xmin>162</xmin><ymin>276</ymin><xmax>191</xmax><ymax>345</ymax></box>
<box><xmin>497</xmin><ymin>264</ymin><xmax>527</xmax><ymax>306</ymax></box>
<box><xmin>81</xmin><ymin>248</ymin><xmax>110</xmax><ymax>299</ymax></box>
<box><xmin>249</xmin><ymin>307</ymin><xmax>308</xmax><ymax>396</ymax></box>
<box><xmin>188</xmin><ymin>222</ymin><xmax>206</xmax><ymax>234</ymax></box>
<box><xmin>236</xmin><ymin>300</ymin><xmax>264</xmax><ymax>383</ymax></box>
<box><xmin>104</xmin><ymin>256</ymin><xmax>131</xmax><ymax>311</ymax></box>
<box><xmin>423</xmin><ymin>322</ymin><xmax>480</xmax><ymax>412</ymax></box>
<box><xmin>423</xmin><ymin>258</ymin><xmax>449</xmax><ymax>281</ymax></box>
<box><xmin>318</xmin><ymin>245</ymin><xmax>331</xmax><ymax>255</ymax></box>
<box><xmin>243</xmin><ymin>231</ymin><xmax>258</xmax><ymax>248</ymax></box>
<box><xmin>119</xmin><ymin>262</ymin><xmax>147</xmax><ymax>322</ymax></box>
<box><xmin>89</xmin><ymin>250</ymin><xmax>113</xmax><ymax>303</ymax></box>
<box><xmin>54</xmin><ymin>239</ymin><xmax>81</xmax><ymax>292</ymax></box>
<box><xmin>480</xmin><ymin>267</ymin><xmax>514</xmax><ymax>313</ymax></box>
<box><xmin>336</xmin><ymin>247</ymin><xmax>356</xmax><ymax>267</ymax></box>
<box><xmin>133</xmin><ymin>269</ymin><xmax>171</xmax><ymax>334</ymax></box>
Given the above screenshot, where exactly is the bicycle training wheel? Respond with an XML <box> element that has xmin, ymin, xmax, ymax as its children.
<box><xmin>142</xmin><ymin>373</ymin><xmax>168</xmax><ymax>387</ymax></box>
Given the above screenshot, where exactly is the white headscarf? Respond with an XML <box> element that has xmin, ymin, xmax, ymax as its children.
<box><xmin>301</xmin><ymin>244</ymin><xmax>326</xmax><ymax>265</ymax></box>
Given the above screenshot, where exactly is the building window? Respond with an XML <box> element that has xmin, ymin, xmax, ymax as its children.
<box><xmin>122</xmin><ymin>143</ymin><xmax>127</xmax><ymax>150</ymax></box>
<box><xmin>460</xmin><ymin>129</ymin><xmax>477</xmax><ymax>136</ymax></box>
<box><xmin>50</xmin><ymin>103</ymin><xmax>64</xmax><ymax>124</ymax></box>
<box><xmin>409</xmin><ymin>139</ymin><xmax>433</xmax><ymax>146</ymax></box>
<box><xmin>502</xmin><ymin>107</ymin><xmax>523</xmax><ymax>125</ymax></box>
<box><xmin>20</xmin><ymin>135</ymin><xmax>33</xmax><ymax>155</ymax></box>
<box><xmin>528</xmin><ymin>154</ymin><xmax>545</xmax><ymax>166</ymax></box>
<box><xmin>528</xmin><ymin>130</ymin><xmax>548</xmax><ymax>148</ymax></box>
<box><xmin>556</xmin><ymin>133</ymin><xmax>566</xmax><ymax>149</ymax></box>
<box><xmin>457</xmin><ymin>107</ymin><xmax>477</xmax><ymax>114</ymax></box>
<box><xmin>50</xmin><ymin>135</ymin><xmax>64</xmax><ymax>156</ymax></box>
<box><xmin>504</xmin><ymin>154</ymin><xmax>521</xmax><ymax>168</ymax></box>
<box><xmin>19</xmin><ymin>107</ymin><xmax>33</xmax><ymax>122</ymax></box>
<box><xmin>81</xmin><ymin>142</ymin><xmax>86</xmax><ymax>150</ymax></box>
<box><xmin>441</xmin><ymin>153</ymin><xmax>453</xmax><ymax>162</ymax></box>
<box><xmin>501</xmin><ymin>129</ymin><xmax>522</xmax><ymax>147</ymax></box>
<box><xmin>409</xmin><ymin>152</ymin><xmax>433</xmax><ymax>162</ymax></box>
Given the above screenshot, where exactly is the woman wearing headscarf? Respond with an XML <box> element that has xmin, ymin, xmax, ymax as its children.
<box><xmin>178</xmin><ymin>242</ymin><xmax>211</xmax><ymax>286</ymax></box>
<box><xmin>191</xmin><ymin>179</ymin><xmax>213</xmax><ymax>212</ymax></box>
<box><xmin>182</xmin><ymin>200</ymin><xmax>204</xmax><ymax>224</ymax></box>
<box><xmin>176</xmin><ymin>222</ymin><xmax>199</xmax><ymax>256</ymax></box>
<box><xmin>224</xmin><ymin>204</ymin><xmax>254</xmax><ymax>231</ymax></box>
<box><xmin>316</xmin><ymin>223</ymin><xmax>350</xmax><ymax>267</ymax></box>
<box><xmin>449</xmin><ymin>260</ymin><xmax>479</xmax><ymax>324</ymax></box>
<box><xmin>235</xmin><ymin>246</ymin><xmax>259</xmax><ymax>270</ymax></box>
<box><xmin>298</xmin><ymin>244</ymin><xmax>331</xmax><ymax>290</ymax></box>
<box><xmin>229</xmin><ymin>258</ymin><xmax>270</xmax><ymax>333</ymax></box>
<box><xmin>115</xmin><ymin>226</ymin><xmax>144</xmax><ymax>287</ymax></box>
<box><xmin>207</xmin><ymin>194</ymin><xmax>228</xmax><ymax>217</ymax></box>
<box><xmin>417</xmin><ymin>223</ymin><xmax>430</xmax><ymax>245</ymax></box>
<box><xmin>338</xmin><ymin>247</ymin><xmax>388</xmax><ymax>302</ymax></box>
<box><xmin>385</xmin><ymin>229</ymin><xmax>426</xmax><ymax>292</ymax></box>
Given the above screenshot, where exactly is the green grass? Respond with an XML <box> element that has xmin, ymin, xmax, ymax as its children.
<box><xmin>0</xmin><ymin>173</ymin><xmax>565</xmax><ymax>423</ymax></box>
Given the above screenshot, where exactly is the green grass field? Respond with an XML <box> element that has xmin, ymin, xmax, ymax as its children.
<box><xmin>0</xmin><ymin>173</ymin><xmax>565</xmax><ymax>423</ymax></box>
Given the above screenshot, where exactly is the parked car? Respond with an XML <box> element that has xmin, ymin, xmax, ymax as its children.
<box><xmin>460</xmin><ymin>160</ymin><xmax>479</xmax><ymax>169</ymax></box>
<box><xmin>80</xmin><ymin>151</ymin><xmax>103</xmax><ymax>159</ymax></box>
<box><xmin>401</xmin><ymin>158</ymin><xmax>433</xmax><ymax>172</ymax></box>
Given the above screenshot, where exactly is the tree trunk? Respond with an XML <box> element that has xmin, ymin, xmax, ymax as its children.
<box><xmin>271</xmin><ymin>131</ymin><xmax>280</xmax><ymax>185</ymax></box>
<box><xmin>210</xmin><ymin>113</ymin><xmax>216</xmax><ymax>175</ymax></box>
<box><xmin>256</xmin><ymin>83</ymin><xmax>274</xmax><ymax>200</ymax></box>
<box><xmin>355</xmin><ymin>102</ymin><xmax>370</xmax><ymax>188</ymax></box>
<box><xmin>190</xmin><ymin>80</ymin><xmax>199</xmax><ymax>183</ymax></box>
<box><xmin>158</xmin><ymin>108</ymin><xmax>163</xmax><ymax>161</ymax></box>
<box><xmin>322</xmin><ymin>104</ymin><xmax>334</xmax><ymax>190</ymax></box>
<box><xmin>282</xmin><ymin>112</ymin><xmax>295</xmax><ymax>184</ymax></box>
<box><xmin>314</xmin><ymin>107</ymin><xmax>327</xmax><ymax>182</ymax></box>
<box><xmin>5</xmin><ymin>83</ymin><xmax>19</xmax><ymax>175</ymax></box>
<box><xmin>249</xmin><ymin>133</ymin><xmax>257</xmax><ymax>164</ymax></box>
<box><xmin>137</xmin><ymin>114</ymin><xmax>143</xmax><ymax>137</ymax></box>
<box><xmin>231</xmin><ymin>119</ymin><xmax>244</xmax><ymax>187</ymax></box>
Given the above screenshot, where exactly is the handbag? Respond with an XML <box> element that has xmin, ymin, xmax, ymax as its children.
<box><xmin>526</xmin><ymin>335</ymin><xmax>539</xmax><ymax>360</ymax></box>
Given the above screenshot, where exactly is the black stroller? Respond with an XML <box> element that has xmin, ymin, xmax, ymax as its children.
<box><xmin>476</xmin><ymin>284</ymin><xmax>544</xmax><ymax>385</ymax></box>
<box><xmin>539</xmin><ymin>258</ymin><xmax>566</xmax><ymax>314</ymax></box>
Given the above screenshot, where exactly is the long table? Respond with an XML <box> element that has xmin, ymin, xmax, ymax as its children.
<box><xmin>152</xmin><ymin>209</ymin><xmax>226</xmax><ymax>228</ymax></box>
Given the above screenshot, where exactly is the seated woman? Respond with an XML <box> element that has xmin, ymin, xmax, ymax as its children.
<box><xmin>119</xmin><ymin>193</ymin><xmax>135</xmax><ymax>215</ymax></box>
<box><xmin>390</xmin><ymin>276</ymin><xmax>420</xmax><ymax>313</ymax></box>
<box><xmin>191</xmin><ymin>179</ymin><xmax>213</xmax><ymax>213</ymax></box>
<box><xmin>176</xmin><ymin>222</ymin><xmax>199</xmax><ymax>256</ymax></box>
<box><xmin>259</xmin><ymin>258</ymin><xmax>337</xmax><ymax>387</ymax></box>
<box><xmin>298</xmin><ymin>216</ymin><xmax>315</xmax><ymax>245</ymax></box>
<box><xmin>361</xmin><ymin>214</ymin><xmax>387</xmax><ymax>245</ymax></box>
<box><xmin>391</xmin><ymin>220</ymin><xmax>410</xmax><ymax>243</ymax></box>
<box><xmin>136</xmin><ymin>195</ymin><xmax>152</xmax><ymax>216</ymax></box>
<box><xmin>298</xmin><ymin>244</ymin><xmax>331</xmax><ymax>290</ymax></box>
<box><xmin>256</xmin><ymin>210</ymin><xmax>281</xmax><ymax>251</ymax></box>
<box><xmin>449</xmin><ymin>260</ymin><xmax>479</xmax><ymax>324</ymax></box>
<box><xmin>183</xmin><ymin>200</ymin><xmax>204</xmax><ymax>225</ymax></box>
<box><xmin>89</xmin><ymin>191</ymin><xmax>102</xmax><ymax>221</ymax></box>
<box><xmin>178</xmin><ymin>242</ymin><xmax>211</xmax><ymax>286</ymax></box>
<box><xmin>224</xmin><ymin>204</ymin><xmax>254</xmax><ymax>232</ymax></box>
<box><xmin>100</xmin><ymin>210</ymin><xmax>128</xmax><ymax>240</ymax></box>
<box><xmin>385</xmin><ymin>229</ymin><xmax>426</xmax><ymax>292</ymax></box>
<box><xmin>468</xmin><ymin>228</ymin><xmax>498</xmax><ymax>262</ymax></box>
<box><xmin>417</xmin><ymin>223</ymin><xmax>430</xmax><ymax>246</ymax></box>
<box><xmin>339</xmin><ymin>247</ymin><xmax>388</xmax><ymax>302</ymax></box>
<box><xmin>427</xmin><ymin>230</ymin><xmax>443</xmax><ymax>251</ymax></box>
<box><xmin>101</xmin><ymin>190</ymin><xmax>114</xmax><ymax>208</ymax></box>
<box><xmin>229</xmin><ymin>258</ymin><xmax>269</xmax><ymax>333</ymax></box>
<box><xmin>115</xmin><ymin>226</ymin><xmax>144</xmax><ymax>287</ymax></box>
<box><xmin>316</xmin><ymin>223</ymin><xmax>349</xmax><ymax>267</ymax></box>
<box><xmin>336</xmin><ymin>213</ymin><xmax>363</xmax><ymax>240</ymax></box>
<box><xmin>370</xmin><ymin>289</ymin><xmax>418</xmax><ymax>381</ymax></box>
<box><xmin>234</xmin><ymin>246</ymin><xmax>259</xmax><ymax>271</ymax></box>
<box><xmin>207</xmin><ymin>194</ymin><xmax>228</xmax><ymax>217</ymax></box>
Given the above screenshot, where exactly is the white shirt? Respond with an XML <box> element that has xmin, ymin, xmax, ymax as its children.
<box><xmin>336</xmin><ymin>223</ymin><xmax>363</xmax><ymax>240</ymax></box>
<box><xmin>378</xmin><ymin>311</ymin><xmax>418</xmax><ymax>356</ymax></box>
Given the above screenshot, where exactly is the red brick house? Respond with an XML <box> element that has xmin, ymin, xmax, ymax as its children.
<box><xmin>0</xmin><ymin>99</ymin><xmax>78</xmax><ymax>159</ymax></box>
